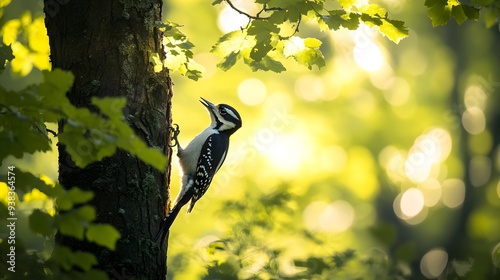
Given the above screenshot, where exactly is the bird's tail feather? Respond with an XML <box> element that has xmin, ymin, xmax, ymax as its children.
<box><xmin>155</xmin><ymin>202</ymin><xmax>183</xmax><ymax>248</ymax></box>
<box><xmin>155</xmin><ymin>178</ymin><xmax>194</xmax><ymax>249</ymax></box>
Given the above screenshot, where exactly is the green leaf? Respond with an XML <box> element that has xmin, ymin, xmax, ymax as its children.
<box><xmin>0</xmin><ymin>114</ymin><xmax>52</xmax><ymax>160</ymax></box>
<box><xmin>268</xmin><ymin>9</ymin><xmax>286</xmax><ymax>24</ymax></box>
<box><xmin>92</xmin><ymin>97</ymin><xmax>127</xmax><ymax>120</ymax></box>
<box><xmin>452</xmin><ymin>5</ymin><xmax>468</xmax><ymax>25</ymax></box>
<box><xmin>282</xmin><ymin>37</ymin><xmax>325</xmax><ymax>69</ymax></box>
<box><xmin>472</xmin><ymin>0</ymin><xmax>494</xmax><ymax>6</ymax></box>
<box><xmin>462</xmin><ymin>5</ymin><xmax>480</xmax><ymax>21</ymax></box>
<box><xmin>324</xmin><ymin>10</ymin><xmax>361</xmax><ymax>30</ymax></box>
<box><xmin>39</xmin><ymin>69</ymin><xmax>75</xmax><ymax>104</ymax></box>
<box><xmin>0</xmin><ymin>44</ymin><xmax>14</xmax><ymax>69</ymax></box>
<box><xmin>117</xmin><ymin>134</ymin><xmax>166</xmax><ymax>171</ymax></box>
<box><xmin>332</xmin><ymin>250</ymin><xmax>356</xmax><ymax>269</ymax></box>
<box><xmin>68</xmin><ymin>187</ymin><xmax>94</xmax><ymax>203</ymax></box>
<box><xmin>13</xmin><ymin>170</ymin><xmax>64</xmax><ymax>197</ymax></box>
<box><xmin>57</xmin><ymin>187</ymin><xmax>94</xmax><ymax>210</ymax></box>
<box><xmin>29</xmin><ymin>209</ymin><xmax>54</xmax><ymax>236</ymax></box>
<box><xmin>81</xmin><ymin>270</ymin><xmax>109</xmax><ymax>280</ymax></box>
<box><xmin>212</xmin><ymin>30</ymin><xmax>249</xmax><ymax>59</ymax></box>
<box><xmin>76</xmin><ymin>205</ymin><xmax>96</xmax><ymax>222</ymax></box>
<box><xmin>57</xmin><ymin>212</ymin><xmax>86</xmax><ymax>239</ymax></box>
<box><xmin>52</xmin><ymin>246</ymin><xmax>74</xmax><ymax>270</ymax></box>
<box><xmin>338</xmin><ymin>0</ymin><xmax>357</xmax><ymax>9</ymax></box>
<box><xmin>217</xmin><ymin>51</ymin><xmax>240</xmax><ymax>71</ymax></box>
<box><xmin>161</xmin><ymin>21</ymin><xmax>202</xmax><ymax>80</ymax></box>
<box><xmin>379</xmin><ymin>19</ymin><xmax>409</xmax><ymax>43</ymax></box>
<box><xmin>53</xmin><ymin>246</ymin><xmax>97</xmax><ymax>271</ymax></box>
<box><xmin>247</xmin><ymin>55</ymin><xmax>286</xmax><ymax>72</ymax></box>
<box><xmin>284</xmin><ymin>7</ymin><xmax>301</xmax><ymax>23</ymax></box>
<box><xmin>361</xmin><ymin>4</ymin><xmax>387</xmax><ymax>17</ymax></box>
<box><xmin>304</xmin><ymin>38</ymin><xmax>322</xmax><ymax>49</ymax></box>
<box><xmin>295</xmin><ymin>0</ymin><xmax>323</xmax><ymax>15</ymax></box>
<box><xmin>360</xmin><ymin>13</ymin><xmax>383</xmax><ymax>26</ymax></box>
<box><xmin>268</xmin><ymin>0</ymin><xmax>299</xmax><ymax>8</ymax></box>
<box><xmin>294</xmin><ymin>257</ymin><xmax>329</xmax><ymax>275</ymax></box>
<box><xmin>484</xmin><ymin>7</ymin><xmax>499</xmax><ymax>28</ymax></box>
<box><xmin>86</xmin><ymin>224</ymin><xmax>121</xmax><ymax>250</ymax></box>
<box><xmin>248</xmin><ymin>20</ymin><xmax>279</xmax><ymax>36</ymax></box>
<box><xmin>250</xmin><ymin>39</ymin><xmax>273</xmax><ymax>61</ymax></box>
<box><xmin>295</xmin><ymin>48</ymin><xmax>325</xmax><ymax>70</ymax></box>
<box><xmin>425</xmin><ymin>0</ymin><xmax>451</xmax><ymax>27</ymax></box>
<box><xmin>73</xmin><ymin>251</ymin><xmax>99</xmax><ymax>271</ymax></box>
<box><xmin>247</xmin><ymin>21</ymin><xmax>278</xmax><ymax>62</ymax></box>
<box><xmin>179</xmin><ymin>60</ymin><xmax>204</xmax><ymax>81</ymax></box>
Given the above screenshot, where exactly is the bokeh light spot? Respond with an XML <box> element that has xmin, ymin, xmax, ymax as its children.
<box><xmin>492</xmin><ymin>243</ymin><xmax>500</xmax><ymax>268</ymax></box>
<box><xmin>383</xmin><ymin>77</ymin><xmax>411</xmax><ymax>106</ymax></box>
<box><xmin>238</xmin><ymin>78</ymin><xmax>267</xmax><ymax>106</ymax></box>
<box><xmin>400</xmin><ymin>188</ymin><xmax>424</xmax><ymax>218</ymax></box>
<box><xmin>353</xmin><ymin>41</ymin><xmax>384</xmax><ymax>71</ymax></box>
<box><xmin>303</xmin><ymin>200</ymin><xmax>355</xmax><ymax>233</ymax></box>
<box><xmin>217</xmin><ymin>6</ymin><xmax>249</xmax><ymax>33</ymax></box>
<box><xmin>420</xmin><ymin>248</ymin><xmax>448</xmax><ymax>279</ymax></box>
<box><xmin>379</xmin><ymin>146</ymin><xmax>406</xmax><ymax>183</ymax></box>
<box><xmin>405</xmin><ymin>128</ymin><xmax>451</xmax><ymax>183</ymax></box>
<box><xmin>320</xmin><ymin>200</ymin><xmax>355</xmax><ymax>232</ymax></box>
<box><xmin>464</xmin><ymin>85</ymin><xmax>487</xmax><ymax>110</ymax></box>
<box><xmin>320</xmin><ymin>145</ymin><xmax>348</xmax><ymax>173</ymax></box>
<box><xmin>262</xmin><ymin>133</ymin><xmax>310</xmax><ymax>173</ymax></box>
<box><xmin>462</xmin><ymin>107</ymin><xmax>486</xmax><ymax>135</ymax></box>
<box><xmin>441</xmin><ymin>179</ymin><xmax>465</xmax><ymax>208</ymax></box>
<box><xmin>469</xmin><ymin>156</ymin><xmax>491</xmax><ymax>187</ymax></box>
<box><xmin>419</xmin><ymin>178</ymin><xmax>442</xmax><ymax>207</ymax></box>
<box><xmin>497</xmin><ymin>180</ymin><xmax>500</xmax><ymax>200</ymax></box>
<box><xmin>295</xmin><ymin>75</ymin><xmax>324</xmax><ymax>101</ymax></box>
<box><xmin>303</xmin><ymin>201</ymin><xmax>328</xmax><ymax>231</ymax></box>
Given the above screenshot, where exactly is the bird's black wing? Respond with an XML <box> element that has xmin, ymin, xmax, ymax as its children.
<box><xmin>187</xmin><ymin>133</ymin><xmax>229</xmax><ymax>213</ymax></box>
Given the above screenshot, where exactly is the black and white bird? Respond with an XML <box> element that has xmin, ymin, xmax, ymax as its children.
<box><xmin>155</xmin><ymin>97</ymin><xmax>242</xmax><ymax>247</ymax></box>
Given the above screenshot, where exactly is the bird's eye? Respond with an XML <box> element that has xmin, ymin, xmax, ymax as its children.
<box><xmin>219</xmin><ymin>107</ymin><xmax>227</xmax><ymax>115</ymax></box>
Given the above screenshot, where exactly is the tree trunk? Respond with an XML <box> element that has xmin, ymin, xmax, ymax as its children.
<box><xmin>44</xmin><ymin>0</ymin><xmax>172</xmax><ymax>278</ymax></box>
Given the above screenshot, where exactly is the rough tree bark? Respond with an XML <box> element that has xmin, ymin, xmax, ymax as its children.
<box><xmin>44</xmin><ymin>0</ymin><xmax>172</xmax><ymax>278</ymax></box>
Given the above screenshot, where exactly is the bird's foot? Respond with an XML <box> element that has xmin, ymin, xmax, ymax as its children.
<box><xmin>168</xmin><ymin>124</ymin><xmax>181</xmax><ymax>148</ymax></box>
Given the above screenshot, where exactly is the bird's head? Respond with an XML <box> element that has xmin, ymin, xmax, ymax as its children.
<box><xmin>200</xmin><ymin>97</ymin><xmax>242</xmax><ymax>135</ymax></box>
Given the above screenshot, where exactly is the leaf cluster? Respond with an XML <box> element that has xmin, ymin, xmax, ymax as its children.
<box><xmin>0</xmin><ymin>170</ymin><xmax>119</xmax><ymax>279</ymax></box>
<box><xmin>424</xmin><ymin>0</ymin><xmax>500</xmax><ymax>27</ymax></box>
<box><xmin>152</xmin><ymin>21</ymin><xmax>205</xmax><ymax>81</ymax></box>
<box><xmin>0</xmin><ymin>68</ymin><xmax>166</xmax><ymax>169</ymax></box>
<box><xmin>194</xmin><ymin>186</ymin><xmax>410</xmax><ymax>280</ymax></box>
<box><xmin>210</xmin><ymin>0</ymin><xmax>409</xmax><ymax>72</ymax></box>
<box><xmin>0</xmin><ymin>6</ymin><xmax>165</xmax><ymax>278</ymax></box>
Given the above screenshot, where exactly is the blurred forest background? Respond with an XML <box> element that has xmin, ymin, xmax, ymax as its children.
<box><xmin>1</xmin><ymin>0</ymin><xmax>499</xmax><ymax>279</ymax></box>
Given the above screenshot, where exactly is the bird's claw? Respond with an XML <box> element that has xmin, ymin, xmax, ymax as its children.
<box><xmin>168</xmin><ymin>124</ymin><xmax>180</xmax><ymax>148</ymax></box>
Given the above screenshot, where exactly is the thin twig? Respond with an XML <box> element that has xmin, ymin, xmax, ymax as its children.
<box><xmin>46</xmin><ymin>128</ymin><xmax>58</xmax><ymax>137</ymax></box>
<box><xmin>225</xmin><ymin>0</ymin><xmax>271</xmax><ymax>19</ymax></box>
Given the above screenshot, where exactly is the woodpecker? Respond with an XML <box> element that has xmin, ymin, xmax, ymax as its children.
<box><xmin>155</xmin><ymin>97</ymin><xmax>242</xmax><ymax>247</ymax></box>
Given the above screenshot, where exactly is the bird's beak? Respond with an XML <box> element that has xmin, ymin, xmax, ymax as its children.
<box><xmin>200</xmin><ymin>97</ymin><xmax>216</xmax><ymax>115</ymax></box>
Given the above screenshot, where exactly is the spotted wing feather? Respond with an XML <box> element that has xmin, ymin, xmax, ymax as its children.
<box><xmin>187</xmin><ymin>133</ymin><xmax>229</xmax><ymax>213</ymax></box>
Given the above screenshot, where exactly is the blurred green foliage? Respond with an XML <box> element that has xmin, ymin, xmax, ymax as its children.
<box><xmin>0</xmin><ymin>0</ymin><xmax>499</xmax><ymax>279</ymax></box>
<box><xmin>0</xmin><ymin>0</ymin><xmax>164</xmax><ymax>278</ymax></box>
<box><xmin>164</xmin><ymin>0</ymin><xmax>499</xmax><ymax>279</ymax></box>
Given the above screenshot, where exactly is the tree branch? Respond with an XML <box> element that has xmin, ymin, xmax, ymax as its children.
<box><xmin>225</xmin><ymin>0</ymin><xmax>271</xmax><ymax>19</ymax></box>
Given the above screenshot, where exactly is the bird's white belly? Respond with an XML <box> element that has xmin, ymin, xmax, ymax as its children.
<box><xmin>178</xmin><ymin>128</ymin><xmax>217</xmax><ymax>176</ymax></box>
